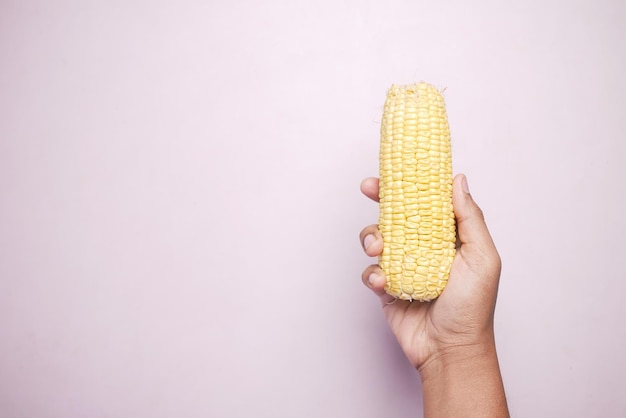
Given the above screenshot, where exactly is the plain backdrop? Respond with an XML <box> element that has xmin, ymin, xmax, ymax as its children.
<box><xmin>1</xmin><ymin>0</ymin><xmax>625</xmax><ymax>417</ymax></box>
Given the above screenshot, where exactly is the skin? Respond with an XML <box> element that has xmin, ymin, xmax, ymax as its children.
<box><xmin>359</xmin><ymin>174</ymin><xmax>510</xmax><ymax>418</ymax></box>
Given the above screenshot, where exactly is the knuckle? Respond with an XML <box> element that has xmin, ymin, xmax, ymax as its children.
<box><xmin>472</xmin><ymin>205</ymin><xmax>485</xmax><ymax>221</ymax></box>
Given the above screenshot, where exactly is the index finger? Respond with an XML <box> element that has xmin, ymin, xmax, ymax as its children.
<box><xmin>360</xmin><ymin>177</ymin><xmax>379</xmax><ymax>202</ymax></box>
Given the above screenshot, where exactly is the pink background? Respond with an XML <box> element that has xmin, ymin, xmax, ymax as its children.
<box><xmin>1</xmin><ymin>0</ymin><xmax>625</xmax><ymax>417</ymax></box>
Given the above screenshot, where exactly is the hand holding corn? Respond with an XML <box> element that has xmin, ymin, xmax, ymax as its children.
<box><xmin>358</xmin><ymin>83</ymin><xmax>508</xmax><ymax>417</ymax></box>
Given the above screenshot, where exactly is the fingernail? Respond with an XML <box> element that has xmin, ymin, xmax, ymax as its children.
<box><xmin>462</xmin><ymin>175</ymin><xmax>470</xmax><ymax>194</ymax></box>
<box><xmin>368</xmin><ymin>273</ymin><xmax>383</xmax><ymax>287</ymax></box>
<box><xmin>363</xmin><ymin>234</ymin><xmax>375</xmax><ymax>251</ymax></box>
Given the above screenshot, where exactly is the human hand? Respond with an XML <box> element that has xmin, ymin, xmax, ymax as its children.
<box><xmin>359</xmin><ymin>174</ymin><xmax>502</xmax><ymax>372</ymax></box>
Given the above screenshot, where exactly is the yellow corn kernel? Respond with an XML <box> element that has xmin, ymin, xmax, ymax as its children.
<box><xmin>378</xmin><ymin>83</ymin><xmax>456</xmax><ymax>301</ymax></box>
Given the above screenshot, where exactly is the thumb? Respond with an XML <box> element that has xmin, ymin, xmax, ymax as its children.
<box><xmin>452</xmin><ymin>174</ymin><xmax>496</xmax><ymax>251</ymax></box>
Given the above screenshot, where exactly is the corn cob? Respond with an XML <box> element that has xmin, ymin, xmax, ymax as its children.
<box><xmin>378</xmin><ymin>83</ymin><xmax>456</xmax><ymax>301</ymax></box>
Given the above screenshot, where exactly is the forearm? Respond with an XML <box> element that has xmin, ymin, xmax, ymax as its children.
<box><xmin>419</xmin><ymin>341</ymin><xmax>509</xmax><ymax>418</ymax></box>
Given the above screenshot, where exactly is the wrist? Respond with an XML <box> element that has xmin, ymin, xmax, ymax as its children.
<box><xmin>418</xmin><ymin>333</ymin><xmax>497</xmax><ymax>376</ymax></box>
<box><xmin>418</xmin><ymin>338</ymin><xmax>509</xmax><ymax>417</ymax></box>
<box><xmin>418</xmin><ymin>339</ymin><xmax>497</xmax><ymax>381</ymax></box>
